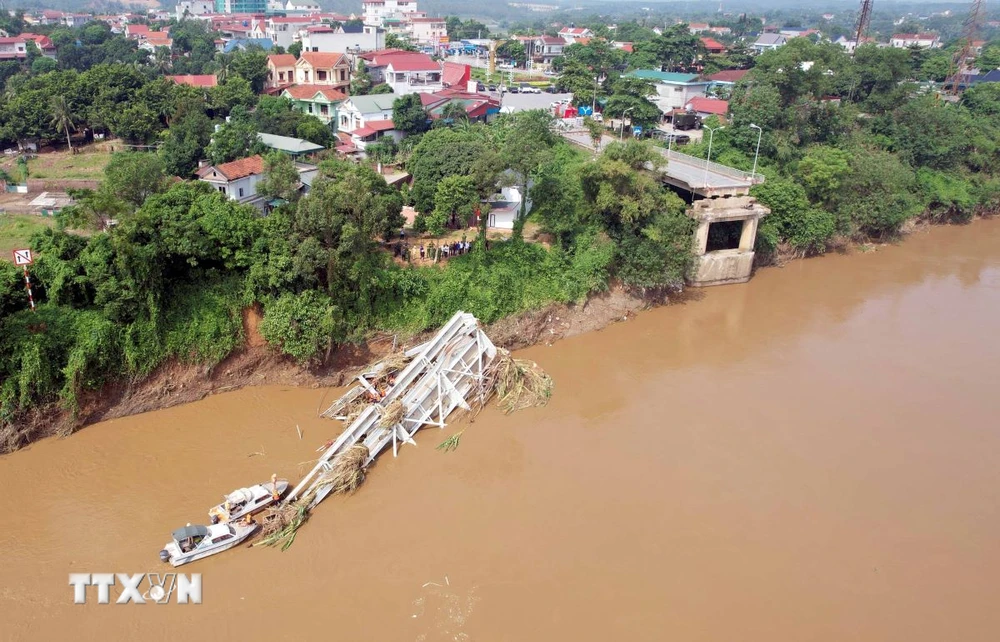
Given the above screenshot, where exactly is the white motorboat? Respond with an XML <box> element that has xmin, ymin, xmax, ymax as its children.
<box><xmin>208</xmin><ymin>476</ymin><xmax>289</xmax><ymax>524</ymax></box>
<box><xmin>159</xmin><ymin>522</ymin><xmax>257</xmax><ymax>567</ymax></box>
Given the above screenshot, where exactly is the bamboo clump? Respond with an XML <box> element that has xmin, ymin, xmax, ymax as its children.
<box><xmin>316</xmin><ymin>444</ymin><xmax>370</xmax><ymax>495</ymax></box>
<box><xmin>482</xmin><ymin>350</ymin><xmax>554</xmax><ymax>415</ymax></box>
<box><xmin>255</xmin><ymin>445</ymin><xmax>370</xmax><ymax>550</ymax></box>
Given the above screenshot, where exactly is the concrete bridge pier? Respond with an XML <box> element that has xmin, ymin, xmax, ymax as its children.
<box><xmin>687</xmin><ymin>195</ymin><xmax>770</xmax><ymax>287</ymax></box>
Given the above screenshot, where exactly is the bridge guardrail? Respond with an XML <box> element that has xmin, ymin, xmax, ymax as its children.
<box><xmin>663</xmin><ymin>149</ymin><xmax>764</xmax><ymax>184</ymax></box>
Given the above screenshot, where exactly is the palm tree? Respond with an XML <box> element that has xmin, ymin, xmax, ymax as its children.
<box><xmin>49</xmin><ymin>95</ymin><xmax>77</xmax><ymax>151</ymax></box>
<box><xmin>441</xmin><ymin>102</ymin><xmax>469</xmax><ymax>124</ymax></box>
<box><xmin>215</xmin><ymin>53</ymin><xmax>232</xmax><ymax>83</ymax></box>
<box><xmin>153</xmin><ymin>46</ymin><xmax>172</xmax><ymax>75</ymax></box>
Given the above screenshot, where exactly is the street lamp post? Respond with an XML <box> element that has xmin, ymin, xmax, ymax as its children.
<box><xmin>620</xmin><ymin>107</ymin><xmax>634</xmax><ymax>141</ymax></box>
<box><xmin>592</xmin><ymin>75</ymin><xmax>598</xmax><ymax>114</ymax></box>
<box><xmin>703</xmin><ymin>125</ymin><xmax>723</xmax><ymax>188</ymax></box>
<box><xmin>749</xmin><ymin>123</ymin><xmax>763</xmax><ymax>183</ymax></box>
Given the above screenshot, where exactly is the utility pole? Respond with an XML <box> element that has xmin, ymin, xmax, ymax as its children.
<box><xmin>852</xmin><ymin>0</ymin><xmax>874</xmax><ymax>57</ymax></box>
<box><xmin>946</xmin><ymin>0</ymin><xmax>985</xmax><ymax>95</ymax></box>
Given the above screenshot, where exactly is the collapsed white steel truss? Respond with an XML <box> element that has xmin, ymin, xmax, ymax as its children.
<box><xmin>287</xmin><ymin>311</ymin><xmax>498</xmax><ymax>508</ymax></box>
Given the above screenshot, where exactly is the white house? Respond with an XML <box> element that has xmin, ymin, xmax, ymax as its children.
<box><xmin>298</xmin><ymin>24</ymin><xmax>385</xmax><ymax>54</ymax></box>
<box><xmin>337</xmin><ymin>94</ymin><xmax>403</xmax><ymax>150</ymax></box>
<box><xmin>485</xmin><ymin>177</ymin><xmax>533</xmax><ymax>230</ymax></box>
<box><xmin>196</xmin><ymin>155</ymin><xmax>317</xmax><ymax>210</ymax></box>
<box><xmin>751</xmin><ymin>33</ymin><xmax>787</xmax><ymax>54</ymax></box>
<box><xmin>360</xmin><ymin>49</ymin><xmax>443</xmax><ymax>95</ymax></box>
<box><xmin>890</xmin><ymin>33</ymin><xmax>941</xmax><ymax>49</ymax></box>
<box><xmin>197</xmin><ymin>156</ymin><xmax>267</xmax><ymax>204</ymax></box>
<box><xmin>558</xmin><ymin>27</ymin><xmax>592</xmax><ymax>44</ymax></box>
<box><xmin>533</xmin><ymin>35</ymin><xmax>565</xmax><ymax>65</ymax></box>
<box><xmin>625</xmin><ymin>70</ymin><xmax>712</xmax><ymax>114</ymax></box>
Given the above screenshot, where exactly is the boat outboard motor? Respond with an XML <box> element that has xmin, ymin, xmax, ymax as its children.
<box><xmin>159</xmin><ymin>549</ymin><xmax>171</xmax><ymax>563</ymax></box>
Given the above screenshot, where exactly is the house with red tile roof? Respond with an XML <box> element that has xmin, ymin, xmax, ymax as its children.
<box><xmin>699</xmin><ymin>37</ymin><xmax>726</xmax><ymax>54</ymax></box>
<box><xmin>197</xmin><ymin>155</ymin><xmax>268</xmax><ymax>203</ymax></box>
<box><xmin>685</xmin><ymin>96</ymin><xmax>729</xmax><ymax>118</ymax></box>
<box><xmin>558</xmin><ymin>27</ymin><xmax>592</xmax><ymax>44</ymax></box>
<box><xmin>266</xmin><ymin>53</ymin><xmax>298</xmax><ymax>89</ymax></box>
<box><xmin>707</xmin><ymin>69</ymin><xmax>749</xmax><ymax>85</ymax></box>
<box><xmin>359</xmin><ymin>49</ymin><xmax>443</xmax><ymax>95</ymax></box>
<box><xmin>295</xmin><ymin>51</ymin><xmax>351</xmax><ymax>91</ymax></box>
<box><xmin>687</xmin><ymin>23</ymin><xmax>710</xmax><ymax>34</ymax></box>
<box><xmin>281</xmin><ymin>85</ymin><xmax>347</xmax><ymax>125</ymax></box>
<box><xmin>167</xmin><ymin>75</ymin><xmax>219</xmax><ymax>88</ymax></box>
<box><xmin>0</xmin><ymin>33</ymin><xmax>56</xmax><ymax>60</ymax></box>
<box><xmin>197</xmin><ymin>154</ymin><xmax>318</xmax><ymax>210</ymax></box>
<box><xmin>337</xmin><ymin>94</ymin><xmax>403</xmax><ymax>150</ymax></box>
<box><xmin>442</xmin><ymin>61</ymin><xmax>471</xmax><ymax>89</ymax></box>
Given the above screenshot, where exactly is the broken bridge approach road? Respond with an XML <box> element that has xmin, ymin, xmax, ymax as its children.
<box><xmin>559</xmin><ymin>128</ymin><xmax>764</xmax><ymax>198</ymax></box>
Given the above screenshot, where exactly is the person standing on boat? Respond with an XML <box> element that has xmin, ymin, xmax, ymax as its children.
<box><xmin>271</xmin><ymin>473</ymin><xmax>279</xmax><ymax>501</ymax></box>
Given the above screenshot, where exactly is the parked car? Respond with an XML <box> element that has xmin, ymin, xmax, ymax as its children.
<box><xmin>591</xmin><ymin>113</ymin><xmax>603</xmax><ymax>122</ymax></box>
<box><xmin>508</xmin><ymin>85</ymin><xmax>520</xmax><ymax>93</ymax></box>
<box><xmin>544</xmin><ymin>85</ymin><xmax>561</xmax><ymax>93</ymax></box>
<box><xmin>488</xmin><ymin>84</ymin><xmax>497</xmax><ymax>92</ymax></box>
<box><xmin>520</xmin><ymin>84</ymin><xmax>541</xmax><ymax>94</ymax></box>
<box><xmin>476</xmin><ymin>82</ymin><xmax>486</xmax><ymax>91</ymax></box>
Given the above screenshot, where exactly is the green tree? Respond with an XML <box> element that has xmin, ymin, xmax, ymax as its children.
<box><xmin>207</xmin><ymin>107</ymin><xmax>264</xmax><ymax>164</ymax></box>
<box><xmin>259</xmin><ymin>290</ymin><xmax>338</xmax><ymax>361</ymax></box>
<box><xmin>160</xmin><ymin>99</ymin><xmax>213</xmax><ymax>177</ymax></box>
<box><xmin>797</xmin><ymin>145</ymin><xmax>851</xmax><ymax>204</ymax></box>
<box><xmin>430</xmin><ymin>176</ymin><xmax>478</xmax><ymax>235</ymax></box>
<box><xmin>211</xmin><ymin>75</ymin><xmax>257</xmax><ymax>117</ymax></box>
<box><xmin>287</xmin><ymin>41</ymin><xmax>302</xmax><ymax>59</ymax></box>
<box><xmin>103</xmin><ymin>152</ymin><xmax>169</xmax><ymax>209</ymax></box>
<box><xmin>605</xmin><ymin>76</ymin><xmax>661</xmax><ymax>130</ymax></box>
<box><xmin>834</xmin><ymin>147</ymin><xmax>920</xmax><ymax>239</ymax></box>
<box><xmin>256</xmin><ymin>151</ymin><xmax>302</xmax><ymax>204</ymax></box>
<box><xmin>584</xmin><ymin>116</ymin><xmax>604</xmax><ymax>150</ymax></box>
<box><xmin>408</xmin><ymin>128</ymin><xmax>499</xmax><ymax>214</ymax></box>
<box><xmin>498</xmin><ymin>110</ymin><xmax>556</xmax><ymax>237</ymax></box>
<box><xmin>392</xmin><ymin>93</ymin><xmax>428</xmax><ymax>136</ymax></box>
<box><xmin>230</xmin><ymin>47</ymin><xmax>268</xmax><ymax>92</ymax></box>
<box><xmin>49</xmin><ymin>94</ymin><xmax>77</xmax><ymax>150</ymax></box>
<box><xmin>350</xmin><ymin>58</ymin><xmax>373</xmax><ymax>95</ymax></box>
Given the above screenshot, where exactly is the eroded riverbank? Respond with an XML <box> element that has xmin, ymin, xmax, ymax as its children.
<box><xmin>2</xmin><ymin>219</ymin><xmax>1000</xmax><ymax>641</ymax></box>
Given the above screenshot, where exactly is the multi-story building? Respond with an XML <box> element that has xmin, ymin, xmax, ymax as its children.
<box><xmin>176</xmin><ymin>0</ymin><xmax>214</xmax><ymax>20</ymax></box>
<box><xmin>362</xmin><ymin>0</ymin><xmax>419</xmax><ymax>27</ymax></box>
<box><xmin>406</xmin><ymin>17</ymin><xmax>446</xmax><ymax>47</ymax></box>
<box><xmin>298</xmin><ymin>23</ymin><xmax>384</xmax><ymax>53</ymax></box>
<box><xmin>532</xmin><ymin>35</ymin><xmax>565</xmax><ymax>65</ymax></box>
<box><xmin>295</xmin><ymin>52</ymin><xmax>351</xmax><ymax>90</ymax></box>
<box><xmin>266</xmin><ymin>53</ymin><xmax>297</xmax><ymax>89</ymax></box>
<box><xmin>214</xmin><ymin>0</ymin><xmax>269</xmax><ymax>13</ymax></box>
<box><xmin>265</xmin><ymin>16</ymin><xmax>316</xmax><ymax>49</ymax></box>
<box><xmin>280</xmin><ymin>85</ymin><xmax>347</xmax><ymax>125</ymax></box>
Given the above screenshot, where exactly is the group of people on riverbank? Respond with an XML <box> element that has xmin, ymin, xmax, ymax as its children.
<box><xmin>390</xmin><ymin>235</ymin><xmax>488</xmax><ymax>265</ymax></box>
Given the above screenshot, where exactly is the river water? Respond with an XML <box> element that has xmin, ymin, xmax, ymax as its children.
<box><xmin>2</xmin><ymin>220</ymin><xmax>999</xmax><ymax>641</ymax></box>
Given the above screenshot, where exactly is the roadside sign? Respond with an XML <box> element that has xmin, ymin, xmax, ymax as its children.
<box><xmin>12</xmin><ymin>248</ymin><xmax>32</xmax><ymax>265</ymax></box>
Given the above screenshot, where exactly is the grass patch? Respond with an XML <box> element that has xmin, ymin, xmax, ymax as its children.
<box><xmin>1</xmin><ymin>148</ymin><xmax>111</xmax><ymax>181</ymax></box>
<box><xmin>0</xmin><ymin>213</ymin><xmax>54</xmax><ymax>260</ymax></box>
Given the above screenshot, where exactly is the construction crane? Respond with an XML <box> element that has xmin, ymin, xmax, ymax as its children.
<box><xmin>852</xmin><ymin>0</ymin><xmax>874</xmax><ymax>57</ymax></box>
<box><xmin>946</xmin><ymin>0</ymin><xmax>986</xmax><ymax>95</ymax></box>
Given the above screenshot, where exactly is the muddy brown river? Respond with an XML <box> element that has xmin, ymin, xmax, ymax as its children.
<box><xmin>2</xmin><ymin>220</ymin><xmax>1000</xmax><ymax>641</ymax></box>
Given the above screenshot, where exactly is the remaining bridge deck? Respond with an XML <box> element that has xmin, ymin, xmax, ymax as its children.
<box><xmin>559</xmin><ymin>129</ymin><xmax>764</xmax><ymax>197</ymax></box>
